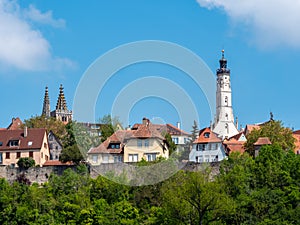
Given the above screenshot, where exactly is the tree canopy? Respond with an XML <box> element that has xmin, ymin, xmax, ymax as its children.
<box><xmin>244</xmin><ymin>120</ymin><xmax>295</xmax><ymax>156</ymax></box>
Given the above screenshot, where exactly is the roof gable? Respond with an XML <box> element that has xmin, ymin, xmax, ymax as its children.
<box><xmin>194</xmin><ymin>127</ymin><xmax>222</xmax><ymax>144</ymax></box>
<box><xmin>0</xmin><ymin>128</ymin><xmax>47</xmax><ymax>151</ymax></box>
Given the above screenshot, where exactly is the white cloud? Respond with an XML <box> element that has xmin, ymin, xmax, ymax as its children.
<box><xmin>24</xmin><ymin>4</ymin><xmax>66</xmax><ymax>28</ymax></box>
<box><xmin>0</xmin><ymin>0</ymin><xmax>73</xmax><ymax>71</ymax></box>
<box><xmin>197</xmin><ymin>0</ymin><xmax>300</xmax><ymax>48</ymax></box>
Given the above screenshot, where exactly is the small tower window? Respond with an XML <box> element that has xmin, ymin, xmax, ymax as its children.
<box><xmin>225</xmin><ymin>96</ymin><xmax>228</xmax><ymax>106</ymax></box>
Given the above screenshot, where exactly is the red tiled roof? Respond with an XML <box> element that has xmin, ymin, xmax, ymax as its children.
<box><xmin>88</xmin><ymin>130</ymin><xmax>129</xmax><ymax>154</ymax></box>
<box><xmin>43</xmin><ymin>160</ymin><xmax>73</xmax><ymax>166</ymax></box>
<box><xmin>228</xmin><ymin>131</ymin><xmax>245</xmax><ymax>141</ymax></box>
<box><xmin>245</xmin><ymin>124</ymin><xmax>261</xmax><ymax>135</ymax></box>
<box><xmin>254</xmin><ymin>137</ymin><xmax>272</xmax><ymax>145</ymax></box>
<box><xmin>0</xmin><ymin>128</ymin><xmax>47</xmax><ymax>151</ymax></box>
<box><xmin>166</xmin><ymin>123</ymin><xmax>190</xmax><ymax>136</ymax></box>
<box><xmin>223</xmin><ymin>138</ymin><xmax>245</xmax><ymax>154</ymax></box>
<box><xmin>193</xmin><ymin>127</ymin><xmax>221</xmax><ymax>144</ymax></box>
<box><xmin>88</xmin><ymin>120</ymin><xmax>167</xmax><ymax>154</ymax></box>
<box><xmin>7</xmin><ymin>117</ymin><xmax>23</xmax><ymax>130</ymax></box>
<box><xmin>293</xmin><ymin>130</ymin><xmax>300</xmax><ymax>135</ymax></box>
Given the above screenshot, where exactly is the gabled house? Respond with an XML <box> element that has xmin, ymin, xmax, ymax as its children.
<box><xmin>132</xmin><ymin>118</ymin><xmax>190</xmax><ymax>149</ymax></box>
<box><xmin>254</xmin><ymin>137</ymin><xmax>272</xmax><ymax>157</ymax></box>
<box><xmin>7</xmin><ymin>117</ymin><xmax>23</xmax><ymax>130</ymax></box>
<box><xmin>87</xmin><ymin>118</ymin><xmax>169</xmax><ymax>165</ymax></box>
<box><xmin>48</xmin><ymin>131</ymin><xmax>63</xmax><ymax>160</ymax></box>
<box><xmin>223</xmin><ymin>131</ymin><xmax>246</xmax><ymax>155</ymax></box>
<box><xmin>87</xmin><ymin>130</ymin><xmax>126</xmax><ymax>165</ymax></box>
<box><xmin>189</xmin><ymin>127</ymin><xmax>226</xmax><ymax>163</ymax></box>
<box><xmin>0</xmin><ymin>128</ymin><xmax>50</xmax><ymax>167</ymax></box>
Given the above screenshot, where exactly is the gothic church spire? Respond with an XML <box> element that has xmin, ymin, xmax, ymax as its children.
<box><xmin>42</xmin><ymin>86</ymin><xmax>50</xmax><ymax>117</ymax></box>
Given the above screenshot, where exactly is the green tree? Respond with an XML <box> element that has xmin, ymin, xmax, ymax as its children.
<box><xmin>98</xmin><ymin>115</ymin><xmax>122</xmax><ymax>142</ymax></box>
<box><xmin>23</xmin><ymin>115</ymin><xmax>66</xmax><ymax>140</ymax></box>
<box><xmin>17</xmin><ymin>157</ymin><xmax>35</xmax><ymax>169</ymax></box>
<box><xmin>161</xmin><ymin>170</ymin><xmax>235</xmax><ymax>225</ymax></box>
<box><xmin>164</xmin><ymin>133</ymin><xmax>177</xmax><ymax>156</ymax></box>
<box><xmin>190</xmin><ymin>120</ymin><xmax>199</xmax><ymax>142</ymax></box>
<box><xmin>59</xmin><ymin>145</ymin><xmax>84</xmax><ymax>164</ymax></box>
<box><xmin>244</xmin><ymin>120</ymin><xmax>295</xmax><ymax>156</ymax></box>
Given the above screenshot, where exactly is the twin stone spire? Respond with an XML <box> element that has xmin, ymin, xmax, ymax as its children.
<box><xmin>41</xmin><ymin>84</ymin><xmax>72</xmax><ymax>124</ymax></box>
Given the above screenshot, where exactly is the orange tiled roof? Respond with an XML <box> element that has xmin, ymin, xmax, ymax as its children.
<box><xmin>193</xmin><ymin>127</ymin><xmax>221</xmax><ymax>144</ymax></box>
<box><xmin>0</xmin><ymin>128</ymin><xmax>47</xmax><ymax>151</ymax></box>
<box><xmin>254</xmin><ymin>137</ymin><xmax>272</xmax><ymax>145</ymax></box>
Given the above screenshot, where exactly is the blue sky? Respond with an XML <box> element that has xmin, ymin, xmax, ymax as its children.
<box><xmin>0</xmin><ymin>0</ymin><xmax>300</xmax><ymax>131</ymax></box>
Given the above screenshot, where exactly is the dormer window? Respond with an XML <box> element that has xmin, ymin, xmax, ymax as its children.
<box><xmin>109</xmin><ymin>143</ymin><xmax>120</xmax><ymax>149</ymax></box>
<box><xmin>204</xmin><ymin>132</ymin><xmax>210</xmax><ymax>138</ymax></box>
<box><xmin>9</xmin><ymin>140</ymin><xmax>19</xmax><ymax>147</ymax></box>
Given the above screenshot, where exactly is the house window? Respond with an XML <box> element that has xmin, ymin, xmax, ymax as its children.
<box><xmin>29</xmin><ymin>152</ymin><xmax>33</xmax><ymax>158</ymax></box>
<box><xmin>103</xmin><ymin>155</ymin><xmax>109</xmax><ymax>163</ymax></box>
<box><xmin>114</xmin><ymin>155</ymin><xmax>122</xmax><ymax>163</ymax></box>
<box><xmin>115</xmin><ymin>144</ymin><xmax>120</xmax><ymax>149</ymax></box>
<box><xmin>137</xmin><ymin>139</ymin><xmax>142</xmax><ymax>148</ymax></box>
<box><xmin>0</xmin><ymin>153</ymin><xmax>2</xmax><ymax>164</ymax></box>
<box><xmin>146</xmin><ymin>153</ymin><xmax>156</xmax><ymax>162</ymax></box>
<box><xmin>129</xmin><ymin>154</ymin><xmax>138</xmax><ymax>162</ymax></box>
<box><xmin>184</xmin><ymin>138</ymin><xmax>188</xmax><ymax>144</ymax></box>
<box><xmin>199</xmin><ymin>156</ymin><xmax>203</xmax><ymax>162</ymax></box>
<box><xmin>5</xmin><ymin>152</ymin><xmax>10</xmax><ymax>159</ymax></box>
<box><xmin>9</xmin><ymin>140</ymin><xmax>19</xmax><ymax>147</ymax></box>
<box><xmin>205</xmin><ymin>156</ymin><xmax>209</xmax><ymax>162</ymax></box>
<box><xmin>202</xmin><ymin>144</ymin><xmax>205</xmax><ymax>151</ymax></box>
<box><xmin>41</xmin><ymin>152</ymin><xmax>43</xmax><ymax>158</ymax></box>
<box><xmin>144</xmin><ymin>139</ymin><xmax>149</xmax><ymax>148</ymax></box>
<box><xmin>92</xmin><ymin>155</ymin><xmax>98</xmax><ymax>163</ymax></box>
<box><xmin>204</xmin><ymin>132</ymin><xmax>210</xmax><ymax>138</ymax></box>
<box><xmin>0</xmin><ymin>142</ymin><xmax>3</xmax><ymax>146</ymax></box>
<box><xmin>172</xmin><ymin>137</ymin><xmax>179</xmax><ymax>144</ymax></box>
<box><xmin>111</xmin><ymin>144</ymin><xmax>115</xmax><ymax>149</ymax></box>
<box><xmin>44</xmin><ymin>143</ymin><xmax>47</xmax><ymax>148</ymax></box>
<box><xmin>16</xmin><ymin>152</ymin><xmax>21</xmax><ymax>159</ymax></box>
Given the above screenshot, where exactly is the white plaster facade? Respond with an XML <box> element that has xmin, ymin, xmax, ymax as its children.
<box><xmin>212</xmin><ymin>51</ymin><xmax>239</xmax><ymax>139</ymax></box>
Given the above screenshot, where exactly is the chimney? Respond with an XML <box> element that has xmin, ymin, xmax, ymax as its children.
<box><xmin>177</xmin><ymin>122</ymin><xmax>181</xmax><ymax>130</ymax></box>
<box><xmin>24</xmin><ymin>126</ymin><xmax>28</xmax><ymax>138</ymax></box>
<box><xmin>142</xmin><ymin>118</ymin><xmax>149</xmax><ymax>126</ymax></box>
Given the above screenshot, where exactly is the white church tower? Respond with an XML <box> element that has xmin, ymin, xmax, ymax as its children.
<box><xmin>212</xmin><ymin>50</ymin><xmax>239</xmax><ymax>139</ymax></box>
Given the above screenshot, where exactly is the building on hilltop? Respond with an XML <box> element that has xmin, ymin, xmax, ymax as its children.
<box><xmin>189</xmin><ymin>127</ymin><xmax>226</xmax><ymax>163</ymax></box>
<box><xmin>41</xmin><ymin>84</ymin><xmax>72</xmax><ymax>124</ymax></box>
<box><xmin>211</xmin><ymin>50</ymin><xmax>239</xmax><ymax>139</ymax></box>
<box><xmin>0</xmin><ymin>127</ymin><xmax>50</xmax><ymax>167</ymax></box>
<box><xmin>87</xmin><ymin>118</ymin><xmax>171</xmax><ymax>165</ymax></box>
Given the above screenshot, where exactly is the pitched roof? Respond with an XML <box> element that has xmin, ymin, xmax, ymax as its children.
<box><xmin>88</xmin><ymin>130</ymin><xmax>129</xmax><ymax>154</ymax></box>
<box><xmin>166</xmin><ymin>123</ymin><xmax>190</xmax><ymax>136</ymax></box>
<box><xmin>223</xmin><ymin>138</ymin><xmax>245</xmax><ymax>154</ymax></box>
<box><xmin>254</xmin><ymin>137</ymin><xmax>272</xmax><ymax>146</ymax></box>
<box><xmin>88</xmin><ymin>119</ymin><xmax>167</xmax><ymax>154</ymax></box>
<box><xmin>43</xmin><ymin>160</ymin><xmax>73</xmax><ymax>166</ymax></box>
<box><xmin>7</xmin><ymin>117</ymin><xmax>23</xmax><ymax>130</ymax></box>
<box><xmin>0</xmin><ymin>128</ymin><xmax>47</xmax><ymax>151</ymax></box>
<box><xmin>293</xmin><ymin>130</ymin><xmax>300</xmax><ymax>135</ymax></box>
<box><xmin>228</xmin><ymin>131</ymin><xmax>245</xmax><ymax>141</ymax></box>
<box><xmin>193</xmin><ymin>127</ymin><xmax>222</xmax><ymax>144</ymax></box>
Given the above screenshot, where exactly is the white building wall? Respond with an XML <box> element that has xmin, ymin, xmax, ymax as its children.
<box><xmin>189</xmin><ymin>142</ymin><xmax>227</xmax><ymax>163</ymax></box>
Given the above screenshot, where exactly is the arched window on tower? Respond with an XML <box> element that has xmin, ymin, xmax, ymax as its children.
<box><xmin>225</xmin><ymin>113</ymin><xmax>228</xmax><ymax>120</ymax></box>
<box><xmin>225</xmin><ymin>123</ymin><xmax>229</xmax><ymax>134</ymax></box>
<box><xmin>225</xmin><ymin>96</ymin><xmax>228</xmax><ymax>106</ymax></box>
